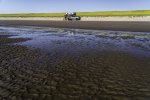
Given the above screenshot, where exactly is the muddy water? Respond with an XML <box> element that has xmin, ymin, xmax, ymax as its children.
<box><xmin>0</xmin><ymin>26</ymin><xmax>150</xmax><ymax>58</ymax></box>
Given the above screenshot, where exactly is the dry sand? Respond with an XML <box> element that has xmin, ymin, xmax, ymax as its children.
<box><xmin>0</xmin><ymin>16</ymin><xmax>150</xmax><ymax>21</ymax></box>
<box><xmin>0</xmin><ymin>34</ymin><xmax>150</xmax><ymax>99</ymax></box>
<box><xmin>1</xmin><ymin>20</ymin><xmax>150</xmax><ymax>32</ymax></box>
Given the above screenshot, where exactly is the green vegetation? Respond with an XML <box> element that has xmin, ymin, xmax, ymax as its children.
<box><xmin>0</xmin><ymin>13</ymin><xmax>64</xmax><ymax>17</ymax></box>
<box><xmin>0</xmin><ymin>10</ymin><xmax>150</xmax><ymax>17</ymax></box>
<box><xmin>78</xmin><ymin>10</ymin><xmax>150</xmax><ymax>17</ymax></box>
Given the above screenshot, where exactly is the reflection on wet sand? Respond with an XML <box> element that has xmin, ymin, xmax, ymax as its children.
<box><xmin>0</xmin><ymin>26</ymin><xmax>150</xmax><ymax>99</ymax></box>
<box><xmin>1</xmin><ymin>26</ymin><xmax>149</xmax><ymax>58</ymax></box>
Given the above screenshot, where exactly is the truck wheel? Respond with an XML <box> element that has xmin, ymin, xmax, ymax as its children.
<box><xmin>63</xmin><ymin>18</ymin><xmax>66</xmax><ymax>21</ymax></box>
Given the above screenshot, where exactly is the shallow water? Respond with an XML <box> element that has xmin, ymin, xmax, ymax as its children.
<box><xmin>0</xmin><ymin>26</ymin><xmax>150</xmax><ymax>58</ymax></box>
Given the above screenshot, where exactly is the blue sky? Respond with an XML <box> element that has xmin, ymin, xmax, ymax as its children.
<box><xmin>0</xmin><ymin>0</ymin><xmax>150</xmax><ymax>14</ymax></box>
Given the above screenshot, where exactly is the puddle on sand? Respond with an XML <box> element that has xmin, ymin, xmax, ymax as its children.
<box><xmin>0</xmin><ymin>26</ymin><xmax>150</xmax><ymax>58</ymax></box>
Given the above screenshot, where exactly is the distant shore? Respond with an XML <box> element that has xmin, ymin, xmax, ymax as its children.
<box><xmin>0</xmin><ymin>16</ymin><xmax>150</xmax><ymax>21</ymax></box>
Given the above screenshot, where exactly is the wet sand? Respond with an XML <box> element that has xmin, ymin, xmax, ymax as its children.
<box><xmin>1</xmin><ymin>34</ymin><xmax>150</xmax><ymax>99</ymax></box>
<box><xmin>1</xmin><ymin>20</ymin><xmax>150</xmax><ymax>32</ymax></box>
<box><xmin>0</xmin><ymin>35</ymin><xmax>30</xmax><ymax>45</ymax></box>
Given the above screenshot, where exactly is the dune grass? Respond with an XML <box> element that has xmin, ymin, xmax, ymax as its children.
<box><xmin>0</xmin><ymin>10</ymin><xmax>150</xmax><ymax>17</ymax></box>
<box><xmin>78</xmin><ymin>10</ymin><xmax>150</xmax><ymax>17</ymax></box>
<box><xmin>0</xmin><ymin>13</ymin><xmax>64</xmax><ymax>17</ymax></box>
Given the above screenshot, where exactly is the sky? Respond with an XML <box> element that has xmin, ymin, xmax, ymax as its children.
<box><xmin>0</xmin><ymin>0</ymin><xmax>150</xmax><ymax>14</ymax></box>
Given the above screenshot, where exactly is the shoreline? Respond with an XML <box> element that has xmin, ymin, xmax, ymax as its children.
<box><xmin>1</xmin><ymin>20</ymin><xmax>150</xmax><ymax>32</ymax></box>
<box><xmin>0</xmin><ymin>16</ymin><xmax>150</xmax><ymax>21</ymax></box>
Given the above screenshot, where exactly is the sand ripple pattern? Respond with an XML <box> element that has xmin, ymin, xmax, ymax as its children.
<box><xmin>1</xmin><ymin>44</ymin><xmax>150</xmax><ymax>100</ymax></box>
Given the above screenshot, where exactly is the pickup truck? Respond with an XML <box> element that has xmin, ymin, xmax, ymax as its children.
<box><xmin>64</xmin><ymin>12</ymin><xmax>81</xmax><ymax>21</ymax></box>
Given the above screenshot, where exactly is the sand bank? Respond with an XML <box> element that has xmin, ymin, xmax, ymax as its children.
<box><xmin>0</xmin><ymin>16</ymin><xmax>150</xmax><ymax>21</ymax></box>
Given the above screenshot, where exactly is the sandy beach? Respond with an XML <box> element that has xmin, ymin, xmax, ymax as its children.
<box><xmin>1</xmin><ymin>20</ymin><xmax>150</xmax><ymax>32</ymax></box>
<box><xmin>1</xmin><ymin>0</ymin><xmax>150</xmax><ymax>99</ymax></box>
<box><xmin>0</xmin><ymin>26</ymin><xmax>150</xmax><ymax>99</ymax></box>
<box><xmin>0</xmin><ymin>16</ymin><xmax>150</xmax><ymax>21</ymax></box>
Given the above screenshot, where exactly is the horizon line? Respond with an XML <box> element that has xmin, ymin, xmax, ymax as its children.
<box><xmin>0</xmin><ymin>9</ymin><xmax>150</xmax><ymax>14</ymax></box>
